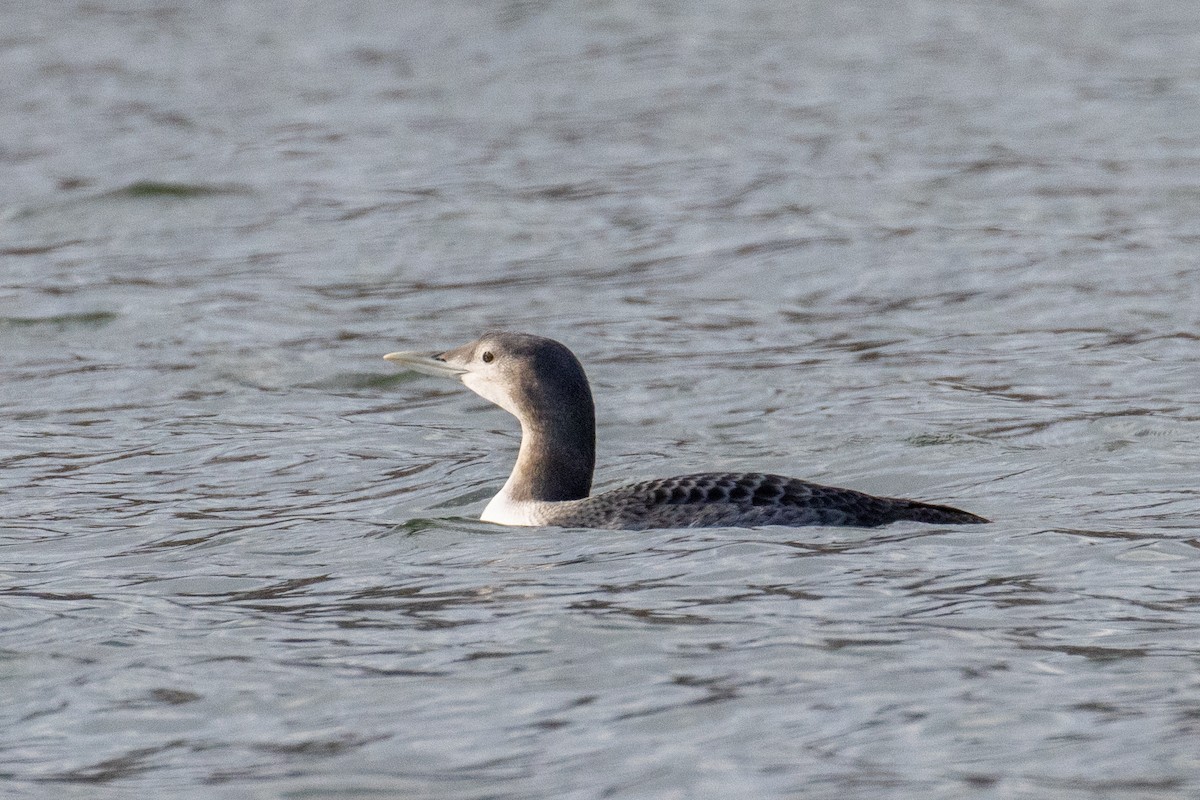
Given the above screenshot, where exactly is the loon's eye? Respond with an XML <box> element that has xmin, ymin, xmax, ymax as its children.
<box><xmin>481</xmin><ymin>351</ymin><xmax>494</xmax><ymax>363</ymax></box>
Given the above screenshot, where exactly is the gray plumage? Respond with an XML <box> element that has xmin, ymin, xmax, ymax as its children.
<box><xmin>384</xmin><ymin>332</ymin><xmax>988</xmax><ymax>530</ymax></box>
<box><xmin>538</xmin><ymin>473</ymin><xmax>987</xmax><ymax>530</ymax></box>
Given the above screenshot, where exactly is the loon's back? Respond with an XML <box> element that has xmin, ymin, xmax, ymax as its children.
<box><xmin>530</xmin><ymin>472</ymin><xmax>988</xmax><ymax>530</ymax></box>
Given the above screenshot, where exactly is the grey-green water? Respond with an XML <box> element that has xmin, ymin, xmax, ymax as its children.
<box><xmin>3</xmin><ymin>2</ymin><xmax>1199</xmax><ymax>798</ymax></box>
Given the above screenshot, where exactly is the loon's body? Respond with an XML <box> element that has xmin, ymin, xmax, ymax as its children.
<box><xmin>384</xmin><ymin>332</ymin><xmax>987</xmax><ymax>530</ymax></box>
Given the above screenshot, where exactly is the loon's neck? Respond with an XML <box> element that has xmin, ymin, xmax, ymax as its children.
<box><xmin>479</xmin><ymin>403</ymin><xmax>595</xmax><ymax>526</ymax></box>
<box><xmin>513</xmin><ymin>417</ymin><xmax>595</xmax><ymax>501</ymax></box>
<box><xmin>480</xmin><ymin>424</ymin><xmax>593</xmax><ymax>524</ymax></box>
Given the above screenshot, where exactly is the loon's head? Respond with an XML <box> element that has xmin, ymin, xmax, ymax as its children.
<box><xmin>384</xmin><ymin>332</ymin><xmax>594</xmax><ymax>434</ymax></box>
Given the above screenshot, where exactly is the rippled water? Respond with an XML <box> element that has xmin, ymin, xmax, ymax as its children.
<box><xmin>4</xmin><ymin>1</ymin><xmax>1200</xmax><ymax>798</ymax></box>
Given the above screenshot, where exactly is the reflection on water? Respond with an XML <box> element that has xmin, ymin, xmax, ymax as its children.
<box><xmin>3</xmin><ymin>0</ymin><xmax>1200</xmax><ymax>797</ymax></box>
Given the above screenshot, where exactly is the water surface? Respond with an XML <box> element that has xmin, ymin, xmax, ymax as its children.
<box><xmin>3</xmin><ymin>1</ymin><xmax>1200</xmax><ymax>798</ymax></box>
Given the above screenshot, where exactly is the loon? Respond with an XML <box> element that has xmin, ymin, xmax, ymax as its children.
<box><xmin>384</xmin><ymin>332</ymin><xmax>988</xmax><ymax>530</ymax></box>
